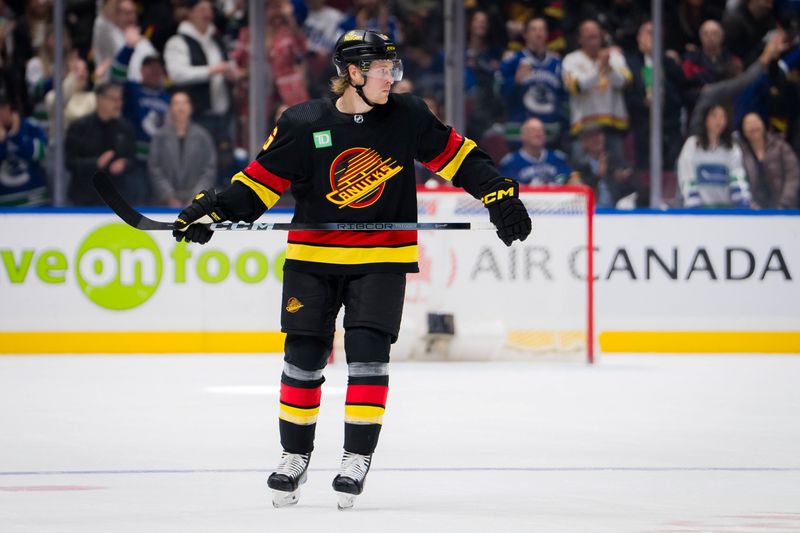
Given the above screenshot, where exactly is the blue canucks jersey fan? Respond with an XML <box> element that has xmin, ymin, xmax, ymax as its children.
<box><xmin>499</xmin><ymin>17</ymin><xmax>568</xmax><ymax>145</ymax></box>
<box><xmin>0</xmin><ymin>93</ymin><xmax>48</xmax><ymax>206</ymax></box>
<box><xmin>499</xmin><ymin>117</ymin><xmax>576</xmax><ymax>185</ymax></box>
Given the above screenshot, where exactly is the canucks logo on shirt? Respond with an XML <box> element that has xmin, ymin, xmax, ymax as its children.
<box><xmin>696</xmin><ymin>164</ymin><xmax>729</xmax><ymax>185</ymax></box>
<box><xmin>499</xmin><ymin>148</ymin><xmax>573</xmax><ymax>185</ymax></box>
<box><xmin>500</xmin><ymin>50</ymin><xmax>566</xmax><ymax>125</ymax></box>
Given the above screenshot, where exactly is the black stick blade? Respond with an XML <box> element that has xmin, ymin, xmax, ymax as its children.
<box><xmin>93</xmin><ymin>171</ymin><xmax>175</xmax><ymax>230</ymax></box>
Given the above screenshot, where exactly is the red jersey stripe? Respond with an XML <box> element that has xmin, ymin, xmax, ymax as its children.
<box><xmin>280</xmin><ymin>383</ymin><xmax>322</xmax><ymax>407</ymax></box>
<box><xmin>422</xmin><ymin>128</ymin><xmax>464</xmax><ymax>172</ymax></box>
<box><xmin>243</xmin><ymin>161</ymin><xmax>292</xmax><ymax>193</ymax></box>
<box><xmin>288</xmin><ymin>230</ymin><xmax>417</xmax><ymax>247</ymax></box>
<box><xmin>345</xmin><ymin>384</ymin><xmax>389</xmax><ymax>406</ymax></box>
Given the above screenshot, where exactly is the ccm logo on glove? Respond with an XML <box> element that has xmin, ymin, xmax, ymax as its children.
<box><xmin>481</xmin><ymin>183</ymin><xmax>516</xmax><ymax>206</ymax></box>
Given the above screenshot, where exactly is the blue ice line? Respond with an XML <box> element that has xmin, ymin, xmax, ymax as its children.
<box><xmin>1</xmin><ymin>466</ymin><xmax>799</xmax><ymax>476</ymax></box>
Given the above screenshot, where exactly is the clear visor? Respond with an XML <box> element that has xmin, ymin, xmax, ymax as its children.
<box><xmin>363</xmin><ymin>59</ymin><xmax>404</xmax><ymax>82</ymax></box>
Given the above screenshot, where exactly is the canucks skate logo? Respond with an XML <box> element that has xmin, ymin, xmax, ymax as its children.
<box><xmin>326</xmin><ymin>147</ymin><xmax>403</xmax><ymax>209</ymax></box>
<box><xmin>285</xmin><ymin>297</ymin><xmax>304</xmax><ymax>313</ymax></box>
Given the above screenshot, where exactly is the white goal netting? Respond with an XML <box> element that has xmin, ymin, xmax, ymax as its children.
<box><xmin>392</xmin><ymin>185</ymin><xmax>595</xmax><ymax>363</ymax></box>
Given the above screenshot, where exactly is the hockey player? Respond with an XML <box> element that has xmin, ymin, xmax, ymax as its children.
<box><xmin>171</xmin><ymin>30</ymin><xmax>532</xmax><ymax>509</ymax></box>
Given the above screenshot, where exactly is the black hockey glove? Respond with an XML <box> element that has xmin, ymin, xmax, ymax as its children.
<box><xmin>172</xmin><ymin>189</ymin><xmax>228</xmax><ymax>244</ymax></box>
<box><xmin>481</xmin><ymin>178</ymin><xmax>532</xmax><ymax>247</ymax></box>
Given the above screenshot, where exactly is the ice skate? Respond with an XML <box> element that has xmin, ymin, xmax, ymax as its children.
<box><xmin>268</xmin><ymin>451</ymin><xmax>310</xmax><ymax>508</ymax></box>
<box><xmin>332</xmin><ymin>451</ymin><xmax>372</xmax><ymax>510</ymax></box>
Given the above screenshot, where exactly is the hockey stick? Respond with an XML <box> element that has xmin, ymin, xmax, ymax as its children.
<box><xmin>92</xmin><ymin>171</ymin><xmax>495</xmax><ymax>232</ymax></box>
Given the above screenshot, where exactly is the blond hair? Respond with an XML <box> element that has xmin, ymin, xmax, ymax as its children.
<box><xmin>330</xmin><ymin>74</ymin><xmax>350</xmax><ymax>96</ymax></box>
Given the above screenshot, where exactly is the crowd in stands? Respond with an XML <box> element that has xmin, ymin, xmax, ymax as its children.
<box><xmin>0</xmin><ymin>0</ymin><xmax>798</xmax><ymax>209</ymax></box>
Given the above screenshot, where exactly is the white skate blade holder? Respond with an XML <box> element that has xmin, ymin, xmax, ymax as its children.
<box><xmin>337</xmin><ymin>493</ymin><xmax>357</xmax><ymax>511</ymax></box>
<box><xmin>272</xmin><ymin>488</ymin><xmax>301</xmax><ymax>508</ymax></box>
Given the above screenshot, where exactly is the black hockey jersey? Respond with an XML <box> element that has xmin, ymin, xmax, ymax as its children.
<box><xmin>229</xmin><ymin>93</ymin><xmax>500</xmax><ymax>275</ymax></box>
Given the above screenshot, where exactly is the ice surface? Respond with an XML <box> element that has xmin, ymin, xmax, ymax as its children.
<box><xmin>1</xmin><ymin>354</ymin><xmax>798</xmax><ymax>532</ymax></box>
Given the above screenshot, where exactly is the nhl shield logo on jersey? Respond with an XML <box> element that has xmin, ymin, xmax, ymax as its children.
<box><xmin>326</xmin><ymin>147</ymin><xmax>403</xmax><ymax>209</ymax></box>
<box><xmin>285</xmin><ymin>297</ymin><xmax>304</xmax><ymax>313</ymax></box>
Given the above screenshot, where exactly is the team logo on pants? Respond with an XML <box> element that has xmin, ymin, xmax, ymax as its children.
<box><xmin>326</xmin><ymin>148</ymin><xmax>403</xmax><ymax>209</ymax></box>
<box><xmin>285</xmin><ymin>297</ymin><xmax>305</xmax><ymax>313</ymax></box>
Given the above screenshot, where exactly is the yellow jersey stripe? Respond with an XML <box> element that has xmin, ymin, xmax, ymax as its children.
<box><xmin>564</xmin><ymin>73</ymin><xmax>580</xmax><ymax>95</ymax></box>
<box><xmin>436</xmin><ymin>138</ymin><xmax>477</xmax><ymax>181</ymax></box>
<box><xmin>286</xmin><ymin>243</ymin><xmax>418</xmax><ymax>265</ymax></box>
<box><xmin>570</xmin><ymin>117</ymin><xmax>629</xmax><ymax>135</ymax></box>
<box><xmin>232</xmin><ymin>172</ymin><xmax>281</xmax><ymax>209</ymax></box>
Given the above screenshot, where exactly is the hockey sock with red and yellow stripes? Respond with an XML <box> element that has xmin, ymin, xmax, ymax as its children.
<box><xmin>278</xmin><ymin>363</ymin><xmax>324</xmax><ymax>454</ymax></box>
<box><xmin>343</xmin><ymin>362</ymin><xmax>389</xmax><ymax>455</ymax></box>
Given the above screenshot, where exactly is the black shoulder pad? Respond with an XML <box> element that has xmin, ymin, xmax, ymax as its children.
<box><xmin>282</xmin><ymin>99</ymin><xmax>330</xmax><ymax>125</ymax></box>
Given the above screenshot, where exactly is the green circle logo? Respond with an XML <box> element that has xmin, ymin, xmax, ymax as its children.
<box><xmin>76</xmin><ymin>223</ymin><xmax>163</xmax><ymax>310</ymax></box>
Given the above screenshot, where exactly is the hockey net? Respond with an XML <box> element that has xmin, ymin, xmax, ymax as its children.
<box><xmin>393</xmin><ymin>185</ymin><xmax>595</xmax><ymax>364</ymax></box>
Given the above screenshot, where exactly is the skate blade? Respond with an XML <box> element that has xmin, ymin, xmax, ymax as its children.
<box><xmin>272</xmin><ymin>489</ymin><xmax>301</xmax><ymax>508</ymax></box>
<box><xmin>337</xmin><ymin>493</ymin><xmax>356</xmax><ymax>511</ymax></box>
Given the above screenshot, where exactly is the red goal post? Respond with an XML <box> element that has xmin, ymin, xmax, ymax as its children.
<box><xmin>397</xmin><ymin>184</ymin><xmax>595</xmax><ymax>364</ymax></box>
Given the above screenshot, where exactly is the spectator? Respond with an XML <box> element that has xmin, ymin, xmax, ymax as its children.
<box><xmin>148</xmin><ymin>91</ymin><xmax>216</xmax><ymax>207</ymax></box>
<box><xmin>303</xmin><ymin>0</ymin><xmax>344</xmax><ymax>98</ymax></box>
<box><xmin>677</xmin><ymin>104</ymin><xmax>751</xmax><ymax>207</ymax></box>
<box><xmin>664</xmin><ymin>0</ymin><xmax>726</xmax><ymax>53</ymax></box>
<box><xmin>682</xmin><ymin>19</ymin><xmax>742</xmax><ymax>113</ymax></box>
<box><xmin>722</xmin><ymin>0</ymin><xmax>777</xmax><ymax>65</ymax></box>
<box><xmin>141</xmin><ymin>0</ymin><xmax>185</xmax><ymax>54</ymax></box>
<box><xmin>338</xmin><ymin>0</ymin><xmax>399</xmax><ymax>42</ymax></box>
<box><xmin>499</xmin><ymin>17</ymin><xmax>567</xmax><ymax>148</ymax></box>
<box><xmin>464</xmin><ymin>9</ymin><xmax>503</xmax><ymax>140</ymax></box>
<box><xmin>44</xmin><ymin>57</ymin><xmax>95</xmax><ymax>140</ymax></box>
<box><xmin>93</xmin><ymin>0</ymin><xmax>157</xmax><ymax>83</ymax></box>
<box><xmin>499</xmin><ymin>117</ymin><xmax>577</xmax><ymax>185</ymax></box>
<box><xmin>303</xmin><ymin>0</ymin><xmax>344</xmax><ymax>58</ymax></box>
<box><xmin>64</xmin><ymin>0</ymin><xmax>95</xmax><ymax>57</ymax></box>
<box><xmin>25</xmin><ymin>25</ymin><xmax>70</xmax><ymax>126</ymax></box>
<box><xmin>689</xmin><ymin>30</ymin><xmax>787</xmax><ymax>134</ymax></box>
<box><xmin>164</xmin><ymin>0</ymin><xmax>238</xmax><ymax>184</ymax></box>
<box><xmin>402</xmin><ymin>37</ymin><xmax>446</xmax><ymax>109</ymax></box>
<box><xmin>119</xmin><ymin>3</ymin><xmax>158</xmax><ymax>84</ymax></box>
<box><xmin>65</xmin><ymin>82</ymin><xmax>138</xmax><ymax>206</ymax></box>
<box><xmin>625</xmin><ymin>20</ymin><xmax>687</xmax><ymax>172</ymax></box>
<box><xmin>733</xmin><ymin>31</ymin><xmax>800</xmax><ymax>141</ymax></box>
<box><xmin>562</xmin><ymin>19</ymin><xmax>632</xmax><ymax>160</ymax></box>
<box><xmin>9</xmin><ymin>0</ymin><xmax>53</xmax><ymax>74</ymax></box>
<box><xmin>596</xmin><ymin>0</ymin><xmax>651</xmax><ymax>52</ymax></box>
<box><xmin>111</xmin><ymin>27</ymin><xmax>170</xmax><ymax>170</ymax></box>
<box><xmin>0</xmin><ymin>92</ymin><xmax>49</xmax><ymax>206</ymax></box>
<box><xmin>0</xmin><ymin>7</ymin><xmax>28</xmax><ymax>114</ymax></box>
<box><xmin>739</xmin><ymin>111</ymin><xmax>799</xmax><ymax>207</ymax></box>
<box><xmin>503</xmin><ymin>0</ymin><xmax>565</xmax><ymax>53</ymax></box>
<box><xmin>0</xmin><ymin>1</ymin><xmax>14</xmax><ymax>32</ymax></box>
<box><xmin>396</xmin><ymin>1</ymin><xmax>445</xmax><ymax>54</ymax></box>
<box><xmin>571</xmin><ymin>124</ymin><xmax>638</xmax><ymax>208</ymax></box>
<box><xmin>230</xmin><ymin>0</ymin><xmax>308</xmax><ymax>150</ymax></box>
<box><xmin>266</xmin><ymin>0</ymin><xmax>309</xmax><ymax>107</ymax></box>
<box><xmin>93</xmin><ymin>0</ymin><xmax>127</xmax><ymax>80</ymax></box>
